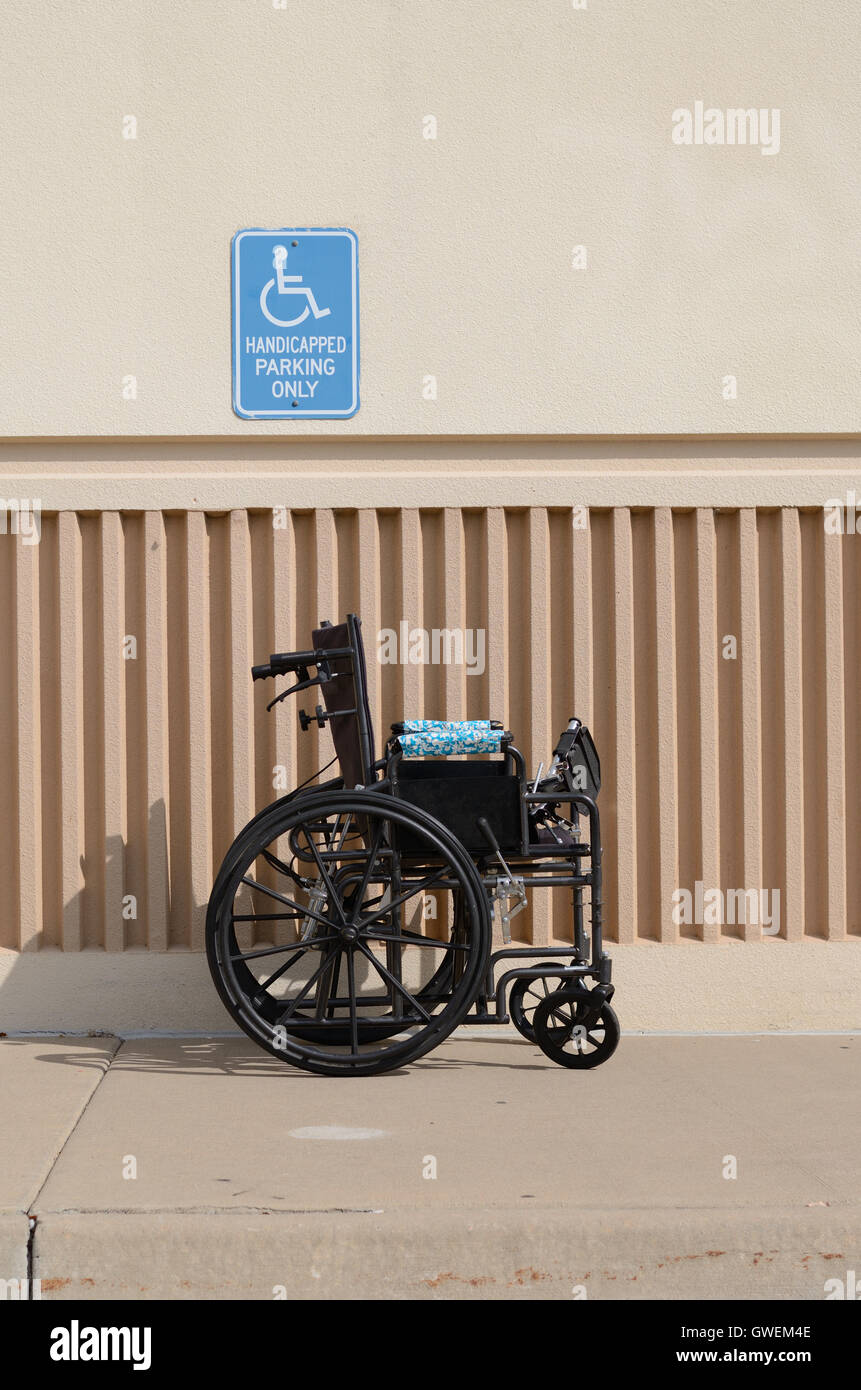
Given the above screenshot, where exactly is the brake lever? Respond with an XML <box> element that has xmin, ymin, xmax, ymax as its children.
<box><xmin>263</xmin><ymin>663</ymin><xmax>333</xmax><ymax>712</ymax></box>
<box><xmin>266</xmin><ymin>686</ymin><xmax>295</xmax><ymax>712</ymax></box>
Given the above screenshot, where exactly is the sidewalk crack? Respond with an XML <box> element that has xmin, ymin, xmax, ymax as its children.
<box><xmin>25</xmin><ymin>1214</ymin><xmax>36</xmax><ymax>1299</ymax></box>
<box><xmin>26</xmin><ymin>1035</ymin><xmax>121</xmax><ymax>1215</ymax></box>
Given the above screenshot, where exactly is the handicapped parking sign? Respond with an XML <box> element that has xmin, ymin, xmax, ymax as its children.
<box><xmin>232</xmin><ymin>228</ymin><xmax>359</xmax><ymax>419</ymax></box>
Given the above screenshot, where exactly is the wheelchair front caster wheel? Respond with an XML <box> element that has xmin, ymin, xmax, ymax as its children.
<box><xmin>509</xmin><ymin>965</ymin><xmax>571</xmax><ymax>1042</ymax></box>
<box><xmin>532</xmin><ymin>988</ymin><xmax>620</xmax><ymax>1069</ymax></box>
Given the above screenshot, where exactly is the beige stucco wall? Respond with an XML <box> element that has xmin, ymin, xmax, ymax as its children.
<box><xmin>2</xmin><ymin>0</ymin><xmax>860</xmax><ymax>436</ymax></box>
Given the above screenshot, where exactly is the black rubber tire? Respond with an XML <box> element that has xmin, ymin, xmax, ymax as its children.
<box><xmin>509</xmin><ymin>964</ymin><xmax>573</xmax><ymax>1042</ymax></box>
<box><xmin>206</xmin><ymin>789</ymin><xmax>490</xmax><ymax>1076</ymax></box>
<box><xmin>532</xmin><ymin>987</ymin><xmax>620</xmax><ymax>1069</ymax></box>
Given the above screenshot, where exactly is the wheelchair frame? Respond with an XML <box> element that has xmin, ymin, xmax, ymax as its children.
<box><xmin>206</xmin><ymin>613</ymin><xmax>618</xmax><ymax>1074</ymax></box>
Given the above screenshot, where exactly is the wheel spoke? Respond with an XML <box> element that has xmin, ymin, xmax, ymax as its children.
<box><xmin>314</xmin><ymin>944</ymin><xmax>341</xmax><ymax>1020</ymax></box>
<box><xmin>301</xmin><ymin>828</ymin><xmax>349</xmax><ymax>925</ymax></box>
<box><xmin>257</xmin><ymin>949</ymin><xmax>309</xmax><ymax>993</ymax></box>
<box><xmin>240</xmin><ymin>876</ymin><xmax>333</xmax><ymax>930</ymax></box>
<box><xmin>327</xmin><ymin>812</ymin><xmax>354</xmax><ymax>853</ymax></box>
<box><xmin>346</xmin><ymin>950</ymin><xmax>360</xmax><ymax>1056</ymax></box>
<box><xmin>348</xmin><ymin>820</ymin><xmax>387</xmax><ymax>924</ymax></box>
<box><xmin>362</xmin><ymin>930</ymin><xmax>469</xmax><ymax>952</ymax></box>
<box><xmin>277</xmin><ymin>944</ymin><xmax>342</xmax><ymax>1022</ymax></box>
<box><xmin>356</xmin><ymin>870</ymin><xmax>447</xmax><ymax>929</ymax></box>
<box><xmin>232</xmin><ymin>911</ymin><xmax>303</xmax><ymax>922</ymax></box>
<box><xmin>230</xmin><ymin>935</ymin><xmax>337</xmax><ymax>963</ymax></box>
<box><xmin>547</xmin><ymin>1003</ymin><xmax>574</xmax><ymax>1025</ymax></box>
<box><xmin>355</xmin><ymin>941</ymin><xmax>432</xmax><ymax>1022</ymax></box>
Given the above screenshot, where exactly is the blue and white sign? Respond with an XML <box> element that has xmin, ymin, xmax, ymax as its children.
<box><xmin>232</xmin><ymin>228</ymin><xmax>359</xmax><ymax>419</ymax></box>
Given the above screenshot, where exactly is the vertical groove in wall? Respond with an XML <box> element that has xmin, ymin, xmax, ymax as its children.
<box><xmin>800</xmin><ymin>512</ymin><xmax>828</xmax><ymax>940</ymax></box>
<box><xmin>822</xmin><ymin>526</ymin><xmax>846</xmax><ymax>940</ymax></box>
<box><xmin>57</xmin><ymin>513</ymin><xmax>85</xmax><ymax>952</ymax></box>
<box><xmin>38</xmin><ymin>516</ymin><xmax>60</xmax><ymax>950</ymax></box>
<box><xmin>484</xmin><ymin>509</ymin><xmax>508</xmax><ymax>730</ymax></box>
<box><xmin>311</xmin><ymin>510</ymin><xmax>338</xmax><ymax>780</ymax></box>
<box><xmin>164</xmin><ymin>514</ymin><xmax>190</xmax><ymax>949</ymax></box>
<box><xmin>631</xmin><ymin>511</ymin><xmax>660</xmax><ymax>944</ymax></box>
<box><xmin>526</xmin><ymin>510</ymin><xmax>552</xmax><ymax>947</ymax></box>
<box><xmin>0</xmin><ymin>534</ymin><xmax>14</xmax><ymax>948</ymax></box>
<box><xmin>843</xmin><ymin>530</ymin><xmax>861</xmax><ymax>937</ymax></box>
<box><xmin>758</xmin><ymin>511</ymin><xmax>783</xmax><ymax>945</ymax></box>
<box><xmin>16</xmin><ymin>539</ymin><xmax>42</xmax><ymax>950</ymax></box>
<box><xmin>612</xmin><ymin>510</ymin><xmax>636</xmax><ymax>945</ymax></box>
<box><xmin>715</xmin><ymin>511</ymin><xmax>741</xmax><ymax>939</ymax></box>
<box><xmin>463</xmin><ymin>511</ymin><xmax>484</xmax><ymax>725</ymax></box>
<box><xmin>781</xmin><ymin>510</ymin><xmax>805</xmax><ymax>942</ymax></box>
<box><xmin>205</xmin><ymin>513</ymin><xmax>229</xmax><ymax>921</ymax></box>
<box><xmin>144</xmin><ymin>511</ymin><xmax>170</xmax><ymax>951</ymax></box>
<box><xmin>653</xmin><ymin>508</ymin><xmax>679</xmax><ymax>945</ymax></box>
<box><xmin>546</xmin><ymin>510</ymin><xmax>575</xmax><ymax>942</ymax></box>
<box><xmin>442</xmin><ymin>508</ymin><xmax>466</xmax><ymax>719</ymax></box>
<box><xmin>186</xmin><ymin>512</ymin><xmax>213</xmax><ymax>951</ymax></box>
<box><xmin>228</xmin><ymin>511</ymin><xmax>254</xmax><ymax>849</ymax></box>
<box><xmin>738</xmin><ymin>509</ymin><xmax>763</xmax><ymax>943</ymax></box>
<box><xmin>672</xmin><ymin>512</ymin><xmax>698</xmax><ymax>941</ymax></box>
<box><xmin>358</xmin><ymin>510</ymin><xmax>382</xmax><ymax>758</ymax></box>
<box><xmin>1</xmin><ymin>505</ymin><xmax>856</xmax><ymax>953</ymax></box>
<box><xmin>696</xmin><ymin>509</ymin><xmax>720</xmax><ymax>944</ymax></box>
<box><xmin>101</xmin><ymin>514</ymin><xmax>127</xmax><ymax>951</ymax></box>
<box><xmin>80</xmin><ymin>516</ymin><xmax>104</xmax><ymax>949</ymax></box>
<box><xmin>395</xmin><ymin>510</ymin><xmax>422</xmax><ymax>731</ymax></box>
<box><xmin>589</xmin><ymin>511</ymin><xmax>614</xmax><ymax>943</ymax></box>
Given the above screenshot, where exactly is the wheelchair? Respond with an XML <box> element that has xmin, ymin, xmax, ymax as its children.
<box><xmin>206</xmin><ymin>614</ymin><xmax>618</xmax><ymax>1076</ymax></box>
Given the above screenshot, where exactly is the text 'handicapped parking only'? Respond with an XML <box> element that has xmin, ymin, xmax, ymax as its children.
<box><xmin>232</xmin><ymin>228</ymin><xmax>359</xmax><ymax>418</ymax></box>
<box><xmin>245</xmin><ymin>334</ymin><xmax>350</xmax><ymax>399</ymax></box>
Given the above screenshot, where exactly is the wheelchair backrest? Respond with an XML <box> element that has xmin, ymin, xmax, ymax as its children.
<box><xmin>313</xmin><ymin>614</ymin><xmax>377</xmax><ymax>787</ymax></box>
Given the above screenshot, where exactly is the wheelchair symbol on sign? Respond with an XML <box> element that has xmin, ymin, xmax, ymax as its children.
<box><xmin>259</xmin><ymin>245</ymin><xmax>332</xmax><ymax>328</ymax></box>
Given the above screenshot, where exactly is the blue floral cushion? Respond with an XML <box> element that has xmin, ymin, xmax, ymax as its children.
<box><xmin>399</xmin><ymin>719</ymin><xmax>492</xmax><ymax>733</ymax></box>
<box><xmin>396</xmin><ymin>720</ymin><xmax>504</xmax><ymax>757</ymax></box>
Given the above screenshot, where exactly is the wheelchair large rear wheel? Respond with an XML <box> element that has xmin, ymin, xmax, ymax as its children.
<box><xmin>206</xmin><ymin>789</ymin><xmax>490</xmax><ymax>1076</ymax></box>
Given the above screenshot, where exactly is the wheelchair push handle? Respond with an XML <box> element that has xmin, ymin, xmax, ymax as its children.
<box><xmin>251</xmin><ymin>645</ymin><xmax>354</xmax><ymax>681</ymax></box>
<box><xmin>552</xmin><ymin>717</ymin><xmax>582</xmax><ymax>761</ymax></box>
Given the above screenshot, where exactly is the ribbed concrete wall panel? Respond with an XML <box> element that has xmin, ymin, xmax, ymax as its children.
<box><xmin>1</xmin><ymin>507</ymin><xmax>856</xmax><ymax>952</ymax></box>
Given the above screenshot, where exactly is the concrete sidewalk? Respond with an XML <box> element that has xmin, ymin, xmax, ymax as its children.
<box><xmin>2</xmin><ymin>1032</ymin><xmax>859</xmax><ymax>1300</ymax></box>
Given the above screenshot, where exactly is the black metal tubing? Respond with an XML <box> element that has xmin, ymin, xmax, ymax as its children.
<box><xmin>383</xmin><ymin>736</ymin><xmax>607</xmax><ymax>992</ymax></box>
<box><xmin>268</xmin><ymin>645</ymin><xmax>354</xmax><ymax>671</ymax></box>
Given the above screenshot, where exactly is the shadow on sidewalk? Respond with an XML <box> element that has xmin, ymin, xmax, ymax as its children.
<box><xmin>6</xmin><ymin>1034</ymin><xmax>548</xmax><ymax>1078</ymax></box>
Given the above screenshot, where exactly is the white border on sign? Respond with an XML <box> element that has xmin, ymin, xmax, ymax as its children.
<box><xmin>233</xmin><ymin>228</ymin><xmax>359</xmax><ymax>419</ymax></box>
